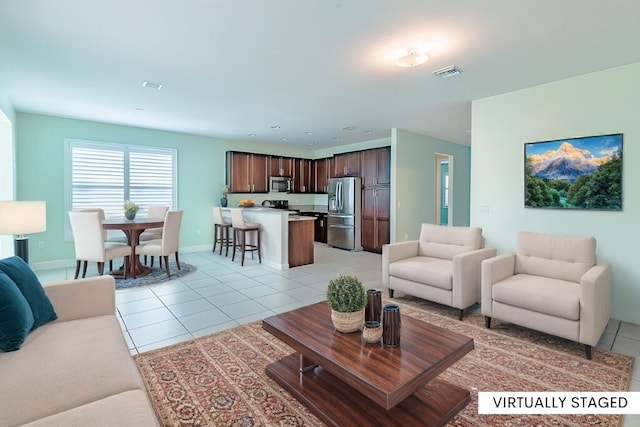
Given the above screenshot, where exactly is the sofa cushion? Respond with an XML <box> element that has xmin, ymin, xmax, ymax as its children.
<box><xmin>418</xmin><ymin>224</ymin><xmax>482</xmax><ymax>260</ymax></box>
<box><xmin>0</xmin><ymin>270</ymin><xmax>35</xmax><ymax>351</ymax></box>
<box><xmin>515</xmin><ymin>232</ymin><xmax>596</xmax><ymax>283</ymax></box>
<box><xmin>389</xmin><ymin>256</ymin><xmax>452</xmax><ymax>290</ymax></box>
<box><xmin>0</xmin><ymin>315</ymin><xmax>146</xmax><ymax>426</ymax></box>
<box><xmin>492</xmin><ymin>274</ymin><xmax>580</xmax><ymax>320</ymax></box>
<box><xmin>0</xmin><ymin>256</ymin><xmax>57</xmax><ymax>329</ymax></box>
<box><xmin>22</xmin><ymin>390</ymin><xmax>158</xmax><ymax>427</ymax></box>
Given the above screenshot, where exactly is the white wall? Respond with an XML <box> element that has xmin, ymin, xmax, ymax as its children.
<box><xmin>471</xmin><ymin>62</ymin><xmax>640</xmax><ymax>324</ymax></box>
<box><xmin>0</xmin><ymin>106</ymin><xmax>15</xmax><ymax>257</ymax></box>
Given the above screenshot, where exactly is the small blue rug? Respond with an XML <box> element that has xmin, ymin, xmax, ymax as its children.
<box><xmin>115</xmin><ymin>262</ymin><xmax>196</xmax><ymax>289</ymax></box>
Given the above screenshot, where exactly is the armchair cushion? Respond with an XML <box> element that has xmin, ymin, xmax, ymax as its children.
<box><xmin>515</xmin><ymin>232</ymin><xmax>596</xmax><ymax>283</ymax></box>
<box><xmin>418</xmin><ymin>223</ymin><xmax>483</xmax><ymax>259</ymax></box>
<box><xmin>492</xmin><ymin>274</ymin><xmax>580</xmax><ymax>320</ymax></box>
<box><xmin>389</xmin><ymin>257</ymin><xmax>452</xmax><ymax>290</ymax></box>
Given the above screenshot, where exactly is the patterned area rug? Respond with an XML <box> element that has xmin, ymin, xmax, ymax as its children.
<box><xmin>134</xmin><ymin>296</ymin><xmax>633</xmax><ymax>427</ymax></box>
<box><xmin>115</xmin><ymin>262</ymin><xmax>195</xmax><ymax>289</ymax></box>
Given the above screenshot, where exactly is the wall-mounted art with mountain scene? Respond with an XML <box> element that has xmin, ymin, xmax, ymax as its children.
<box><xmin>524</xmin><ymin>134</ymin><xmax>622</xmax><ymax>210</ymax></box>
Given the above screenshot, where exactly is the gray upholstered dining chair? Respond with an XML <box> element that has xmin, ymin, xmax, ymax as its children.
<box><xmin>68</xmin><ymin>210</ymin><xmax>131</xmax><ymax>279</ymax></box>
<box><xmin>136</xmin><ymin>210</ymin><xmax>183</xmax><ymax>277</ymax></box>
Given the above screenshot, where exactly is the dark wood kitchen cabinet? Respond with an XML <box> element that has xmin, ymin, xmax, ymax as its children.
<box><xmin>361</xmin><ymin>147</ymin><xmax>391</xmax><ymax>186</ymax></box>
<box><xmin>226</xmin><ymin>151</ymin><xmax>268</xmax><ymax>193</ymax></box>
<box><xmin>270</xmin><ymin>156</ymin><xmax>293</xmax><ymax>177</ymax></box>
<box><xmin>333</xmin><ymin>151</ymin><xmax>360</xmax><ymax>177</ymax></box>
<box><xmin>313</xmin><ymin>158</ymin><xmax>331</xmax><ymax>193</ymax></box>
<box><xmin>361</xmin><ymin>186</ymin><xmax>390</xmax><ymax>252</ymax></box>
<box><xmin>293</xmin><ymin>158</ymin><xmax>312</xmax><ymax>193</ymax></box>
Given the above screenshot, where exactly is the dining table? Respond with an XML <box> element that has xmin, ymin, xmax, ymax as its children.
<box><xmin>102</xmin><ymin>216</ymin><xmax>165</xmax><ymax>279</ymax></box>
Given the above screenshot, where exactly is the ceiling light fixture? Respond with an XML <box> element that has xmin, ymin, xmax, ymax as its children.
<box><xmin>248</xmin><ymin>133</ymin><xmax>257</xmax><ymax>137</ymax></box>
<box><xmin>305</xmin><ymin>131</ymin><xmax>314</xmax><ymax>135</ymax></box>
<box><xmin>341</xmin><ymin>126</ymin><xmax>357</xmax><ymax>131</ymax></box>
<box><xmin>142</xmin><ymin>81</ymin><xmax>164</xmax><ymax>90</ymax></box>
<box><xmin>271</xmin><ymin>125</ymin><xmax>281</xmax><ymax>129</ymax></box>
<box><xmin>280</xmin><ymin>138</ymin><xmax>288</xmax><ymax>141</ymax></box>
<box><xmin>308</xmin><ymin>142</ymin><xmax>316</xmax><ymax>146</ymax></box>
<box><xmin>395</xmin><ymin>49</ymin><xmax>428</xmax><ymax>68</ymax></box>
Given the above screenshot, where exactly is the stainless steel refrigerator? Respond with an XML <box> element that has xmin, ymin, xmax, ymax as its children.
<box><xmin>327</xmin><ymin>177</ymin><xmax>362</xmax><ymax>251</ymax></box>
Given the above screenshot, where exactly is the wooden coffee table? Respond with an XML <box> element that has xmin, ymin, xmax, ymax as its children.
<box><xmin>262</xmin><ymin>301</ymin><xmax>474</xmax><ymax>427</ymax></box>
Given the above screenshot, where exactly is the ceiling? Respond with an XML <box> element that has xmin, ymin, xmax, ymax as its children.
<box><xmin>1</xmin><ymin>1</ymin><xmax>639</xmax><ymax>148</ymax></box>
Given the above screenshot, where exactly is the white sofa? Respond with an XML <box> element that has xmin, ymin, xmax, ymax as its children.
<box><xmin>382</xmin><ymin>223</ymin><xmax>496</xmax><ymax>319</ymax></box>
<box><xmin>0</xmin><ymin>276</ymin><xmax>159</xmax><ymax>426</ymax></box>
<box><xmin>481</xmin><ymin>231</ymin><xmax>611</xmax><ymax>359</ymax></box>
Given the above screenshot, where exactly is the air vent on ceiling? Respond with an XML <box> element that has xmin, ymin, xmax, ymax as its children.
<box><xmin>142</xmin><ymin>81</ymin><xmax>164</xmax><ymax>90</ymax></box>
<box><xmin>432</xmin><ymin>65</ymin><xmax>462</xmax><ymax>79</ymax></box>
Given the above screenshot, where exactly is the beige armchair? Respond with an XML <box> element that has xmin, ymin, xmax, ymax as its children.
<box><xmin>481</xmin><ymin>231</ymin><xmax>611</xmax><ymax>359</ymax></box>
<box><xmin>382</xmin><ymin>223</ymin><xmax>496</xmax><ymax>319</ymax></box>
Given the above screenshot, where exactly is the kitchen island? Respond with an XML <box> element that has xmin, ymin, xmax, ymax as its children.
<box><xmin>221</xmin><ymin>208</ymin><xmax>315</xmax><ymax>270</ymax></box>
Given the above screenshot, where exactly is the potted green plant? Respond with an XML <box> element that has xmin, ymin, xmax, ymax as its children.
<box><xmin>123</xmin><ymin>200</ymin><xmax>139</xmax><ymax>220</ymax></box>
<box><xmin>326</xmin><ymin>274</ymin><xmax>367</xmax><ymax>333</ymax></box>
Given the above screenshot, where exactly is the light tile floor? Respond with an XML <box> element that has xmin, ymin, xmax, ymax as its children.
<box><xmin>35</xmin><ymin>243</ymin><xmax>640</xmax><ymax>426</ymax></box>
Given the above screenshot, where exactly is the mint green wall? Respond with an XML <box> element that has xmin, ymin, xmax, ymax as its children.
<box><xmin>470</xmin><ymin>62</ymin><xmax>640</xmax><ymax>324</ymax></box>
<box><xmin>391</xmin><ymin>128</ymin><xmax>471</xmax><ymax>243</ymax></box>
<box><xmin>15</xmin><ymin>112</ymin><xmax>315</xmax><ymax>265</ymax></box>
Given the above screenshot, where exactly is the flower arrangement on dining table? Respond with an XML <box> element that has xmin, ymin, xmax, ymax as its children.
<box><xmin>123</xmin><ymin>200</ymin><xmax>139</xmax><ymax>219</ymax></box>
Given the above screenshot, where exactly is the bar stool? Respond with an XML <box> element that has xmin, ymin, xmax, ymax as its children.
<box><xmin>230</xmin><ymin>208</ymin><xmax>261</xmax><ymax>266</ymax></box>
<box><xmin>213</xmin><ymin>207</ymin><xmax>233</xmax><ymax>256</ymax></box>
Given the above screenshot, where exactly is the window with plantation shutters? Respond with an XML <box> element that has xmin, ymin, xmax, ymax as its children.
<box><xmin>64</xmin><ymin>139</ymin><xmax>177</xmax><ymax>239</ymax></box>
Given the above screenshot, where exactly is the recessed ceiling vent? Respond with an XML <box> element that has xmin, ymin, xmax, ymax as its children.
<box><xmin>142</xmin><ymin>81</ymin><xmax>164</xmax><ymax>90</ymax></box>
<box><xmin>432</xmin><ymin>65</ymin><xmax>462</xmax><ymax>79</ymax></box>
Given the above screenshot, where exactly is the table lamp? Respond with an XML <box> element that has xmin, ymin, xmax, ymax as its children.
<box><xmin>0</xmin><ymin>201</ymin><xmax>47</xmax><ymax>264</ymax></box>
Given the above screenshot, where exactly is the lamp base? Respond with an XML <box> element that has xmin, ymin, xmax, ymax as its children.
<box><xmin>14</xmin><ymin>237</ymin><xmax>29</xmax><ymax>264</ymax></box>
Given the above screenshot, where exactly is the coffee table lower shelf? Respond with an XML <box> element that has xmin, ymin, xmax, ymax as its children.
<box><xmin>266</xmin><ymin>353</ymin><xmax>470</xmax><ymax>427</ymax></box>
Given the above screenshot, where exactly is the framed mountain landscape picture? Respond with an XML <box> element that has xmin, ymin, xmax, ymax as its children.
<box><xmin>524</xmin><ymin>134</ymin><xmax>623</xmax><ymax>210</ymax></box>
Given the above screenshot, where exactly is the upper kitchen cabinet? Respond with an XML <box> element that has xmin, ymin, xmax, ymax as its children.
<box><xmin>269</xmin><ymin>156</ymin><xmax>293</xmax><ymax>177</ymax></box>
<box><xmin>361</xmin><ymin>147</ymin><xmax>391</xmax><ymax>187</ymax></box>
<box><xmin>293</xmin><ymin>158</ymin><xmax>312</xmax><ymax>193</ymax></box>
<box><xmin>313</xmin><ymin>157</ymin><xmax>331</xmax><ymax>193</ymax></box>
<box><xmin>226</xmin><ymin>151</ymin><xmax>268</xmax><ymax>193</ymax></box>
<box><xmin>333</xmin><ymin>151</ymin><xmax>360</xmax><ymax>177</ymax></box>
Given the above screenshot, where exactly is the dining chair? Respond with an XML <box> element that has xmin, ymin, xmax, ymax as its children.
<box><xmin>68</xmin><ymin>211</ymin><xmax>132</xmax><ymax>279</ymax></box>
<box><xmin>79</xmin><ymin>208</ymin><xmax>117</xmax><ymax>271</ymax></box>
<box><xmin>140</xmin><ymin>204</ymin><xmax>170</xmax><ymax>265</ymax></box>
<box><xmin>136</xmin><ymin>210</ymin><xmax>183</xmax><ymax>277</ymax></box>
<box><xmin>139</xmin><ymin>205</ymin><xmax>170</xmax><ymax>242</ymax></box>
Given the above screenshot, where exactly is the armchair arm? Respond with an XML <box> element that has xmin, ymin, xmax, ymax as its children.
<box><xmin>43</xmin><ymin>276</ymin><xmax>116</xmax><ymax>322</ymax></box>
<box><xmin>452</xmin><ymin>247</ymin><xmax>498</xmax><ymax>309</ymax></box>
<box><xmin>382</xmin><ymin>241</ymin><xmax>419</xmax><ymax>286</ymax></box>
<box><xmin>481</xmin><ymin>253</ymin><xmax>516</xmax><ymax>316</ymax></box>
<box><xmin>579</xmin><ymin>264</ymin><xmax>611</xmax><ymax>346</ymax></box>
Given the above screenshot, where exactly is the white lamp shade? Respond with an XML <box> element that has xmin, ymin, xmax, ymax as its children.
<box><xmin>0</xmin><ymin>201</ymin><xmax>47</xmax><ymax>235</ymax></box>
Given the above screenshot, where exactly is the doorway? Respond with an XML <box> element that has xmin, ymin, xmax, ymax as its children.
<box><xmin>435</xmin><ymin>154</ymin><xmax>452</xmax><ymax>226</ymax></box>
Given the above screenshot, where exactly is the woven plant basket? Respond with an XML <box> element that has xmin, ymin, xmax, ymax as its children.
<box><xmin>331</xmin><ymin>308</ymin><xmax>365</xmax><ymax>333</ymax></box>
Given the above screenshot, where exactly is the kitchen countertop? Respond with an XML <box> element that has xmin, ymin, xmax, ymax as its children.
<box><xmin>289</xmin><ymin>205</ymin><xmax>328</xmax><ymax>214</ymax></box>
<box><xmin>288</xmin><ymin>216</ymin><xmax>315</xmax><ymax>222</ymax></box>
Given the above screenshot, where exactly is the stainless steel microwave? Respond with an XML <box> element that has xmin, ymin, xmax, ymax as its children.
<box><xmin>269</xmin><ymin>176</ymin><xmax>292</xmax><ymax>193</ymax></box>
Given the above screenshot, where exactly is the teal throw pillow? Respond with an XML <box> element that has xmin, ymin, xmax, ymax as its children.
<box><xmin>0</xmin><ymin>270</ymin><xmax>35</xmax><ymax>351</ymax></box>
<box><xmin>0</xmin><ymin>256</ymin><xmax>57</xmax><ymax>330</ymax></box>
